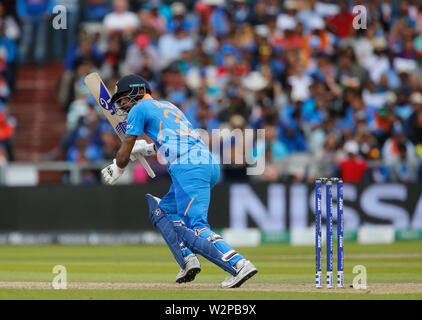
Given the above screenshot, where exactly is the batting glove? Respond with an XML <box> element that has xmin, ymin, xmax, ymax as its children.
<box><xmin>130</xmin><ymin>139</ymin><xmax>156</xmax><ymax>161</ymax></box>
<box><xmin>101</xmin><ymin>159</ymin><xmax>124</xmax><ymax>185</ymax></box>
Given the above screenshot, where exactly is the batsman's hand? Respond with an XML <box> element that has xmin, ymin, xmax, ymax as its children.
<box><xmin>101</xmin><ymin>159</ymin><xmax>124</xmax><ymax>185</ymax></box>
<box><xmin>130</xmin><ymin>139</ymin><xmax>156</xmax><ymax>161</ymax></box>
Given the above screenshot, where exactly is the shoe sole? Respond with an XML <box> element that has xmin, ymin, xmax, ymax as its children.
<box><xmin>226</xmin><ymin>269</ymin><xmax>258</xmax><ymax>289</ymax></box>
<box><xmin>176</xmin><ymin>267</ymin><xmax>201</xmax><ymax>283</ymax></box>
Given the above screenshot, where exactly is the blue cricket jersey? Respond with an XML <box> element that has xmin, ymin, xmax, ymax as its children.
<box><xmin>127</xmin><ymin>96</ymin><xmax>239</xmax><ymax>265</ymax></box>
<box><xmin>125</xmin><ymin>94</ymin><xmax>212</xmax><ymax>165</ymax></box>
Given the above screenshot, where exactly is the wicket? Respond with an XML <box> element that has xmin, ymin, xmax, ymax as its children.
<box><xmin>315</xmin><ymin>178</ymin><xmax>344</xmax><ymax>289</ymax></box>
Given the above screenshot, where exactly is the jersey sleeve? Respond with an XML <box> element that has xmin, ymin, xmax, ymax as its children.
<box><xmin>125</xmin><ymin>105</ymin><xmax>145</xmax><ymax>136</ymax></box>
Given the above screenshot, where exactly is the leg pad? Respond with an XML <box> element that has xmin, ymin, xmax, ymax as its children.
<box><xmin>146</xmin><ymin>194</ymin><xmax>186</xmax><ymax>269</ymax></box>
<box><xmin>174</xmin><ymin>225</ymin><xmax>237</xmax><ymax>276</ymax></box>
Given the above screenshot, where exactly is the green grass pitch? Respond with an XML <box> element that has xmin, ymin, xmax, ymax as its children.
<box><xmin>0</xmin><ymin>242</ymin><xmax>421</xmax><ymax>300</ymax></box>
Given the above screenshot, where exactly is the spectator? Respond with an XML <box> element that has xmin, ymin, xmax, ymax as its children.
<box><xmin>185</xmin><ymin>85</ymin><xmax>220</xmax><ymax>131</ymax></box>
<box><xmin>103</xmin><ymin>0</ymin><xmax>139</xmax><ymax>37</ymax></box>
<box><xmin>327</xmin><ymin>1</ymin><xmax>355</xmax><ymax>40</ymax></box>
<box><xmin>100</xmin><ymin>33</ymin><xmax>126</xmax><ymax>78</ymax></box>
<box><xmin>297</xmin><ymin>0</ymin><xmax>325</xmax><ymax>34</ymax></box>
<box><xmin>232</xmin><ymin>0</ymin><xmax>251</xmax><ymax>24</ymax></box>
<box><xmin>64</xmin><ymin>36</ymin><xmax>103</xmax><ymax>72</ymax></box>
<box><xmin>253</xmin><ymin>121</ymin><xmax>288</xmax><ymax>163</ymax></box>
<box><xmin>17</xmin><ymin>0</ymin><xmax>53</xmax><ymax>65</ymax></box>
<box><xmin>362</xmin><ymin>37</ymin><xmax>390</xmax><ymax>84</ymax></box>
<box><xmin>382</xmin><ymin>127</ymin><xmax>416</xmax><ymax>167</ymax></box>
<box><xmin>167</xmin><ymin>2</ymin><xmax>196</xmax><ymax>33</ymax></box>
<box><xmin>100</xmin><ymin>126</ymin><xmax>120</xmax><ymax>160</ymax></box>
<box><xmin>338</xmin><ymin>47</ymin><xmax>368</xmax><ymax>88</ymax></box>
<box><xmin>221</xmin><ymin>114</ymin><xmax>249</xmax><ymax>181</ymax></box>
<box><xmin>409</xmin><ymin>92</ymin><xmax>422</xmax><ymax>117</ymax></box>
<box><xmin>276</xmin><ymin>0</ymin><xmax>298</xmax><ymax>33</ymax></box>
<box><xmin>0</xmin><ymin>19</ymin><xmax>18</xmax><ymax>93</ymax></box>
<box><xmin>315</xmin><ymin>0</ymin><xmax>339</xmax><ymax>18</ymax></box>
<box><xmin>406</xmin><ymin>109</ymin><xmax>422</xmax><ymax>148</ymax></box>
<box><xmin>0</xmin><ymin>76</ymin><xmax>10</xmax><ymax>102</ymax></box>
<box><xmin>247</xmin><ymin>0</ymin><xmax>268</xmax><ymax>26</ymax></box>
<box><xmin>279</xmin><ymin>107</ymin><xmax>308</xmax><ymax>154</ymax></box>
<box><xmin>339</xmin><ymin>140</ymin><xmax>368</xmax><ymax>183</ymax></box>
<box><xmin>310</xmin><ymin>132</ymin><xmax>343</xmax><ymax>180</ymax></box>
<box><xmin>355</xmin><ymin>125</ymin><xmax>381</xmax><ymax>161</ymax></box>
<box><xmin>158</xmin><ymin>27</ymin><xmax>194</xmax><ymax>68</ymax></box>
<box><xmin>66</xmin><ymin>83</ymin><xmax>91</xmax><ymax>130</ymax></box>
<box><xmin>287</xmin><ymin>62</ymin><xmax>313</xmax><ymax>102</ymax></box>
<box><xmin>137</xmin><ymin>4</ymin><xmax>166</xmax><ymax>37</ymax></box>
<box><xmin>0</xmin><ymin>101</ymin><xmax>14</xmax><ymax>161</ymax></box>
<box><xmin>386</xmin><ymin>140</ymin><xmax>420</xmax><ymax>182</ymax></box>
<box><xmin>66</xmin><ymin>126</ymin><xmax>102</xmax><ymax>164</ymax></box>
<box><xmin>0</xmin><ymin>2</ymin><xmax>20</xmax><ymax>40</ymax></box>
<box><xmin>60</xmin><ymin>58</ymin><xmax>96</xmax><ymax>113</ymax></box>
<box><xmin>125</xmin><ymin>33</ymin><xmax>161</xmax><ymax>74</ymax></box>
<box><xmin>394</xmin><ymin>88</ymin><xmax>413</xmax><ymax>121</ymax></box>
<box><xmin>83</xmin><ymin>0</ymin><xmax>112</xmax><ymax>23</ymax></box>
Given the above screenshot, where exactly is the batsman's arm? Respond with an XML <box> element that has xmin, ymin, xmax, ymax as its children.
<box><xmin>116</xmin><ymin>134</ymin><xmax>137</xmax><ymax>169</ymax></box>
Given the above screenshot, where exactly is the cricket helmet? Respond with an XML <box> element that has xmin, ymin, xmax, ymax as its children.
<box><xmin>110</xmin><ymin>74</ymin><xmax>152</xmax><ymax>104</ymax></box>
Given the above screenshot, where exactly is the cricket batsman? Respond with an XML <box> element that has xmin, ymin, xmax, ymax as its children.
<box><xmin>101</xmin><ymin>74</ymin><xmax>257</xmax><ymax>288</ymax></box>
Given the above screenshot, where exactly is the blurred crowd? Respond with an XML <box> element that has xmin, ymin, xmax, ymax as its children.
<box><xmin>0</xmin><ymin>1</ymin><xmax>18</xmax><ymax>164</ymax></box>
<box><xmin>5</xmin><ymin>0</ymin><xmax>422</xmax><ymax>184</ymax></box>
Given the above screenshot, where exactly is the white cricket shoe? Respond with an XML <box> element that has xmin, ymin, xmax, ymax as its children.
<box><xmin>221</xmin><ymin>259</ymin><xmax>258</xmax><ymax>288</ymax></box>
<box><xmin>176</xmin><ymin>254</ymin><xmax>201</xmax><ymax>283</ymax></box>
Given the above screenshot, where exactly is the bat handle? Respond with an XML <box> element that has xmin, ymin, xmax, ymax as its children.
<box><xmin>137</xmin><ymin>154</ymin><xmax>156</xmax><ymax>178</ymax></box>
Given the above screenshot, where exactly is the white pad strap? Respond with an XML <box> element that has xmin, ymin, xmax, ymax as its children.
<box><xmin>222</xmin><ymin>250</ymin><xmax>239</xmax><ymax>262</ymax></box>
<box><xmin>207</xmin><ymin>233</ymin><xmax>223</xmax><ymax>243</ymax></box>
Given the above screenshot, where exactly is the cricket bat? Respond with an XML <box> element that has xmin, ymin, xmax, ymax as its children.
<box><xmin>84</xmin><ymin>72</ymin><xmax>156</xmax><ymax>178</ymax></box>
